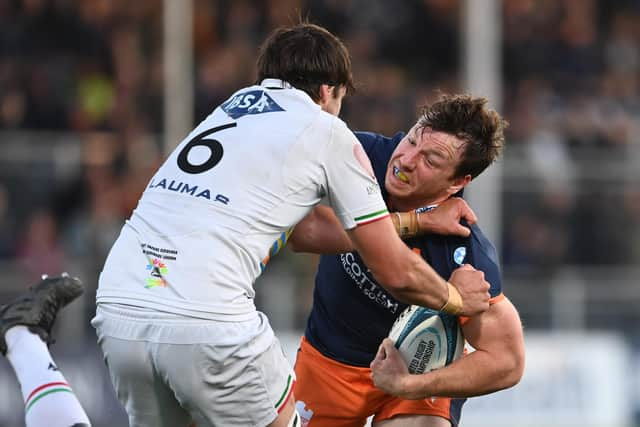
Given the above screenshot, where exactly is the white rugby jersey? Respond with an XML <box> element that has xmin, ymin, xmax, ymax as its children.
<box><xmin>96</xmin><ymin>79</ymin><xmax>389</xmax><ymax>320</ymax></box>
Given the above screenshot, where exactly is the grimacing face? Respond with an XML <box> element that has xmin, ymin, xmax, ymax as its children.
<box><xmin>384</xmin><ymin>125</ymin><xmax>471</xmax><ymax>211</ymax></box>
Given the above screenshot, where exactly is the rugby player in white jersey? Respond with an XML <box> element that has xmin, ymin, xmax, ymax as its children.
<box><xmin>92</xmin><ymin>23</ymin><xmax>491</xmax><ymax>427</ymax></box>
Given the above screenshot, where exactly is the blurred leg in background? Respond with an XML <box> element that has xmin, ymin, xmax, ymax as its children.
<box><xmin>0</xmin><ymin>274</ymin><xmax>90</xmax><ymax>427</ymax></box>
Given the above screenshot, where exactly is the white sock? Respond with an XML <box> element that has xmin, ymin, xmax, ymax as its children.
<box><xmin>5</xmin><ymin>326</ymin><xmax>91</xmax><ymax>427</ymax></box>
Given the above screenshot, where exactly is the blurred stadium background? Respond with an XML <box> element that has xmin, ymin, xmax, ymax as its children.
<box><xmin>0</xmin><ymin>0</ymin><xmax>639</xmax><ymax>426</ymax></box>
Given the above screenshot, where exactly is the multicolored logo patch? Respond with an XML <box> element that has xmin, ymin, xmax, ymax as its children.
<box><xmin>145</xmin><ymin>258</ymin><xmax>168</xmax><ymax>288</ymax></box>
<box><xmin>260</xmin><ymin>229</ymin><xmax>293</xmax><ymax>271</ymax></box>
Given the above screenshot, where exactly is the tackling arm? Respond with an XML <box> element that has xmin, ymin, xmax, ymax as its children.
<box><xmin>346</xmin><ymin>217</ymin><xmax>489</xmax><ymax>316</ymax></box>
<box><xmin>289</xmin><ymin>204</ymin><xmax>490</xmax><ymax>316</ymax></box>
<box><xmin>287</xmin><ymin>205</ymin><xmax>354</xmax><ymax>254</ymax></box>
<box><xmin>346</xmin><ymin>216</ymin><xmax>450</xmax><ymax>310</ymax></box>
<box><xmin>288</xmin><ymin>197</ymin><xmax>478</xmax><ymax>254</ymax></box>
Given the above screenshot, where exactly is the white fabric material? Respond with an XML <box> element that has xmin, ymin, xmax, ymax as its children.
<box><xmin>5</xmin><ymin>326</ymin><xmax>91</xmax><ymax>427</ymax></box>
<box><xmin>92</xmin><ymin>304</ymin><xmax>274</xmax><ymax>348</ymax></box>
<box><xmin>96</xmin><ymin>80</ymin><xmax>387</xmax><ymax>320</ymax></box>
<box><xmin>94</xmin><ymin>308</ymin><xmax>294</xmax><ymax>427</ymax></box>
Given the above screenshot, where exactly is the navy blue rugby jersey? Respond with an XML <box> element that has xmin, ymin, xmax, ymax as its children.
<box><xmin>304</xmin><ymin>131</ymin><xmax>503</xmax><ymax>367</ymax></box>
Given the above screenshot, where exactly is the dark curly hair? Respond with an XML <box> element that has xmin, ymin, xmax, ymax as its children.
<box><xmin>417</xmin><ymin>94</ymin><xmax>508</xmax><ymax>179</ymax></box>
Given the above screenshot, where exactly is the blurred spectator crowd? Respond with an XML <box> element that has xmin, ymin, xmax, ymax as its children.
<box><xmin>0</xmin><ymin>0</ymin><xmax>639</xmax><ymax>297</ymax></box>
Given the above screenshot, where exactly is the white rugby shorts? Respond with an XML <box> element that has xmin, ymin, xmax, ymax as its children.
<box><xmin>92</xmin><ymin>304</ymin><xmax>295</xmax><ymax>427</ymax></box>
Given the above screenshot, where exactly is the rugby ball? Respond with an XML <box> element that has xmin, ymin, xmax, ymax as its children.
<box><xmin>388</xmin><ymin>305</ymin><xmax>464</xmax><ymax>374</ymax></box>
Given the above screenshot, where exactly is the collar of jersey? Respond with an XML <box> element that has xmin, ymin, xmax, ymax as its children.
<box><xmin>415</xmin><ymin>204</ymin><xmax>438</xmax><ymax>214</ymax></box>
<box><xmin>388</xmin><ymin>199</ymin><xmax>438</xmax><ymax>214</ymax></box>
<box><xmin>260</xmin><ymin>79</ymin><xmax>293</xmax><ymax>89</ymax></box>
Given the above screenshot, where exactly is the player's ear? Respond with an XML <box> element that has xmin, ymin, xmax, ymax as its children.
<box><xmin>448</xmin><ymin>174</ymin><xmax>472</xmax><ymax>196</ymax></box>
<box><xmin>318</xmin><ymin>84</ymin><xmax>333</xmax><ymax>106</ymax></box>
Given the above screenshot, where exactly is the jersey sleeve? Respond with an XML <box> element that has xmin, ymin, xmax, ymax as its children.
<box><xmin>458</xmin><ymin>224</ymin><xmax>504</xmax><ymax>325</ymax></box>
<box><xmin>354</xmin><ymin>131</ymin><xmax>404</xmax><ymax>189</ymax></box>
<box><xmin>320</xmin><ymin>120</ymin><xmax>389</xmax><ymax>229</ymax></box>
<box><xmin>468</xmin><ymin>224</ymin><xmax>503</xmax><ymax>298</ymax></box>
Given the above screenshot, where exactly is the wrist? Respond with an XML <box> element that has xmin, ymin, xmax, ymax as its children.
<box><xmin>402</xmin><ymin>372</ymin><xmax>430</xmax><ymax>400</ymax></box>
<box><xmin>440</xmin><ymin>282</ymin><xmax>463</xmax><ymax>315</ymax></box>
<box><xmin>391</xmin><ymin>211</ymin><xmax>419</xmax><ymax>239</ymax></box>
<box><xmin>416</xmin><ymin>209</ymin><xmax>434</xmax><ymax>233</ymax></box>
<box><xmin>401</xmin><ymin>373</ymin><xmax>418</xmax><ymax>398</ymax></box>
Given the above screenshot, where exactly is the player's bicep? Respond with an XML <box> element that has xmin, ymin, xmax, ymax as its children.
<box><xmin>321</xmin><ymin>123</ymin><xmax>388</xmax><ymax>229</ymax></box>
<box><xmin>460</xmin><ymin>297</ymin><xmax>526</xmax><ymax>388</ymax></box>
<box><xmin>461</xmin><ymin>297</ymin><xmax>524</xmax><ymax>354</ymax></box>
<box><xmin>346</xmin><ymin>217</ymin><xmax>414</xmax><ymax>288</ymax></box>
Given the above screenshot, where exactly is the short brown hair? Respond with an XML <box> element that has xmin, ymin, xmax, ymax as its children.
<box><xmin>417</xmin><ymin>94</ymin><xmax>508</xmax><ymax>179</ymax></box>
<box><xmin>256</xmin><ymin>23</ymin><xmax>355</xmax><ymax>102</ymax></box>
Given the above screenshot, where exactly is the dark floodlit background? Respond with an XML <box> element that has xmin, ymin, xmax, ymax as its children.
<box><xmin>0</xmin><ymin>1</ymin><xmax>639</xmax><ymax>426</ymax></box>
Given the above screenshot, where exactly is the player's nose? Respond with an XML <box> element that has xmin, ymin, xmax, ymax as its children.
<box><xmin>398</xmin><ymin>155</ymin><xmax>416</xmax><ymax>171</ymax></box>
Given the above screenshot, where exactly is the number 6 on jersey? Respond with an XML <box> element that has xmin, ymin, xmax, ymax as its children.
<box><xmin>177</xmin><ymin>123</ymin><xmax>237</xmax><ymax>174</ymax></box>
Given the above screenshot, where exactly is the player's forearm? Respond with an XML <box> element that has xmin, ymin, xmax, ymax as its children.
<box><xmin>289</xmin><ymin>228</ymin><xmax>354</xmax><ymax>254</ymax></box>
<box><xmin>389</xmin><ymin>210</ymin><xmax>458</xmax><ymax>239</ymax></box>
<box><xmin>288</xmin><ymin>206</ymin><xmax>355</xmax><ymax>254</ymax></box>
<box><xmin>290</xmin><ymin>206</ymin><xmax>428</xmax><ymax>253</ymax></box>
<box><xmin>385</xmin><ymin>253</ymin><xmax>450</xmax><ymax>309</ymax></box>
<box><xmin>291</xmin><ymin>210</ymin><xmax>461</xmax><ymax>312</ymax></box>
<box><xmin>349</xmin><ymin>221</ymin><xmax>450</xmax><ymax>310</ymax></box>
<box><xmin>406</xmin><ymin>302</ymin><xmax>525</xmax><ymax>399</ymax></box>
<box><xmin>405</xmin><ymin>347</ymin><xmax>523</xmax><ymax>398</ymax></box>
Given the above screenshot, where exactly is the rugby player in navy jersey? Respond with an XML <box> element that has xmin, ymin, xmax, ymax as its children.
<box><xmin>93</xmin><ymin>23</ymin><xmax>493</xmax><ymax>427</ymax></box>
<box><xmin>289</xmin><ymin>94</ymin><xmax>525</xmax><ymax>427</ymax></box>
